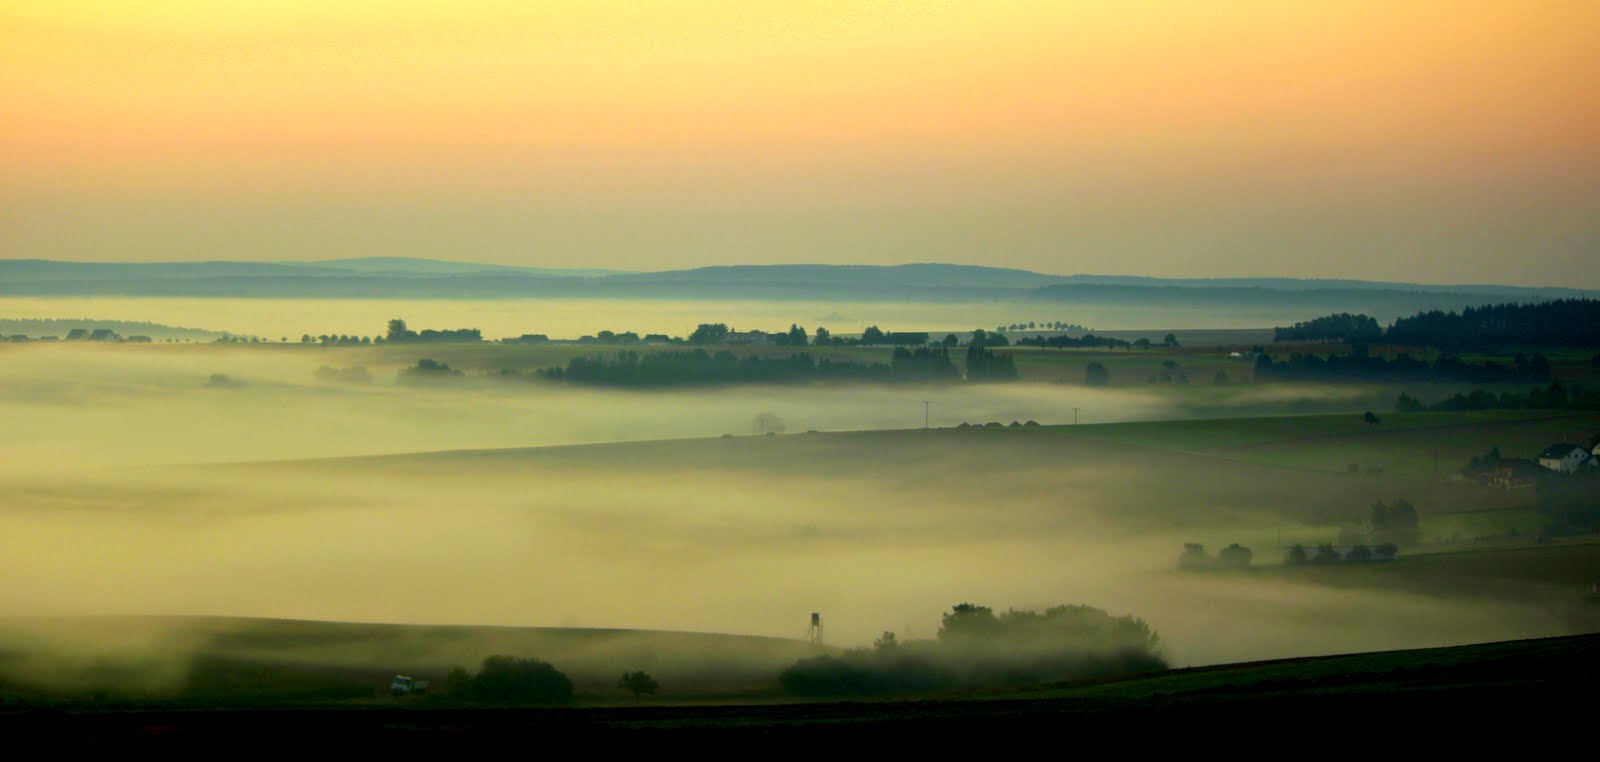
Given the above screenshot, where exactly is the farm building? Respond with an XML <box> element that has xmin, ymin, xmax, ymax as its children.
<box><xmin>725</xmin><ymin>331</ymin><xmax>773</xmax><ymax>345</ymax></box>
<box><xmin>1536</xmin><ymin>444</ymin><xmax>1589</xmax><ymax>473</ymax></box>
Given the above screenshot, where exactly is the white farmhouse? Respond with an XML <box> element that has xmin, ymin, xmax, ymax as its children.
<box><xmin>1536</xmin><ymin>444</ymin><xmax>1589</xmax><ymax>473</ymax></box>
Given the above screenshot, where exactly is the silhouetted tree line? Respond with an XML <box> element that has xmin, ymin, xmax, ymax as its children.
<box><xmin>444</xmin><ymin>656</ymin><xmax>573</xmax><ymax>704</ymax></box>
<box><xmin>1284</xmin><ymin>542</ymin><xmax>1399</xmax><ymax>564</ymax></box>
<box><xmin>1274</xmin><ymin>313</ymin><xmax>1383</xmax><ymax>343</ymax></box>
<box><xmin>1277</xmin><ymin>299</ymin><xmax>1600</xmax><ymax>348</ymax></box>
<box><xmin>541</xmin><ymin>350</ymin><xmax>860</xmax><ymax>386</ymax></box>
<box><xmin>386</xmin><ymin>319</ymin><xmax>482</xmax><ymax>343</ymax></box>
<box><xmin>1387</xmin><ymin>299</ymin><xmax>1600</xmax><ymax>347</ymax></box>
<box><xmin>1396</xmin><ymin>383</ymin><xmax>1600</xmax><ymax>413</ymax></box>
<box><xmin>1016</xmin><ymin>333</ymin><xmax>1133</xmax><ymax>350</ymax></box>
<box><xmin>1253</xmin><ymin>348</ymin><xmax>1552</xmax><ymax>384</ymax></box>
<box><xmin>964</xmin><ymin>343</ymin><xmax>1019</xmax><ymax>382</ymax></box>
<box><xmin>778</xmin><ymin>603</ymin><xmax>1165</xmax><ymax>697</ymax></box>
<box><xmin>892</xmin><ymin>346</ymin><xmax>962</xmax><ymax>381</ymax></box>
<box><xmin>398</xmin><ymin>358</ymin><xmax>463</xmax><ymax>381</ymax></box>
<box><xmin>998</xmin><ymin>321</ymin><xmax>1089</xmax><ymax>333</ymax></box>
<box><xmin>300</xmin><ymin>334</ymin><xmax>372</xmax><ymax>345</ymax></box>
<box><xmin>537</xmin><ymin>346</ymin><xmax>1007</xmax><ymax>387</ymax></box>
<box><xmin>966</xmin><ymin>329</ymin><xmax>1009</xmax><ymax>349</ymax></box>
<box><xmin>684</xmin><ymin>322</ymin><xmax>931</xmax><ymax>347</ymax></box>
<box><xmin>955</xmin><ymin>420</ymin><xmax>1042</xmax><ymax>429</ymax></box>
<box><xmin>1177</xmin><ymin>543</ymin><xmax>1253</xmax><ymax>570</ymax></box>
<box><xmin>859</xmin><ymin>327</ymin><xmax>931</xmax><ymax>346</ymax></box>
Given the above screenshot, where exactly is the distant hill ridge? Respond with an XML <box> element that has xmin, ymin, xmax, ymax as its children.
<box><xmin>0</xmin><ymin>256</ymin><xmax>1574</xmax><ymax>291</ymax></box>
<box><xmin>0</xmin><ymin>258</ymin><xmax>1582</xmax><ymax>304</ymax></box>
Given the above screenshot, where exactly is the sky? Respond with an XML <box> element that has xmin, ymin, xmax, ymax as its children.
<box><xmin>3</xmin><ymin>2</ymin><xmax>1597</xmax><ymax>285</ymax></box>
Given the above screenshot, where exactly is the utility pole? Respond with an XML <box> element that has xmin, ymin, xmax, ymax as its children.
<box><xmin>1072</xmin><ymin>407</ymin><xmax>1080</xmax><ymax>425</ymax></box>
<box><xmin>922</xmin><ymin>400</ymin><xmax>932</xmax><ymax>429</ymax></box>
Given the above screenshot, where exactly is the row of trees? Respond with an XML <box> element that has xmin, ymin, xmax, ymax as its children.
<box><xmin>300</xmin><ymin>334</ymin><xmax>372</xmax><ymax>345</ymax></box>
<box><xmin>1274</xmin><ymin>313</ymin><xmax>1383</xmax><ymax>343</ymax></box>
<box><xmin>1396</xmin><ymin>383</ymin><xmax>1600</xmax><ymax>413</ymax></box>
<box><xmin>1276</xmin><ymin>299</ymin><xmax>1600</xmax><ymax>348</ymax></box>
<box><xmin>779</xmin><ymin>603</ymin><xmax>1165</xmax><ymax>697</ymax></box>
<box><xmin>1285</xmin><ymin>542</ymin><xmax>1400</xmax><ymax>564</ymax></box>
<box><xmin>1177</xmin><ymin>543</ymin><xmax>1253</xmax><ymax>570</ymax></box>
<box><xmin>964</xmin><ymin>344</ymin><xmax>1019</xmax><ymax>381</ymax></box>
<box><xmin>688</xmin><ymin>323</ymin><xmax>938</xmax><ymax>347</ymax></box>
<box><xmin>386</xmin><ymin>319</ymin><xmax>483</xmax><ymax>344</ymax></box>
<box><xmin>1016</xmin><ymin>333</ymin><xmax>1131</xmax><ymax>350</ymax></box>
<box><xmin>998</xmin><ymin>321</ymin><xmax>1089</xmax><ymax>332</ymax></box>
<box><xmin>1252</xmin><ymin>349</ymin><xmax>1552</xmax><ymax>384</ymax></box>
<box><xmin>379</xmin><ymin>319</ymin><xmax>1047</xmax><ymax>349</ymax></box>
<box><xmin>1015</xmin><ymin>332</ymin><xmax>1181</xmax><ymax>351</ymax></box>
<box><xmin>536</xmin><ymin>347</ymin><xmax>1017</xmax><ymax>387</ymax></box>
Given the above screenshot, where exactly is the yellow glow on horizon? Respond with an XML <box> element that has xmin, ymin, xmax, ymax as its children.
<box><xmin>3</xmin><ymin>2</ymin><xmax>1597</xmax><ymax>284</ymax></box>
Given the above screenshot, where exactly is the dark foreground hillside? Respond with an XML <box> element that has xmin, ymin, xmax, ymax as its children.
<box><xmin>6</xmin><ymin>632</ymin><xmax>1595</xmax><ymax>747</ymax></box>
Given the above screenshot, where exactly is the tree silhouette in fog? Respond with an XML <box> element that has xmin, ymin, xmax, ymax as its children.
<box><xmin>468</xmin><ymin>656</ymin><xmax>573</xmax><ymax>704</ymax></box>
<box><xmin>1084</xmin><ymin>362</ymin><xmax>1110</xmax><ymax>386</ymax></box>
<box><xmin>618</xmin><ymin>670</ymin><xmax>659</xmax><ymax>700</ymax></box>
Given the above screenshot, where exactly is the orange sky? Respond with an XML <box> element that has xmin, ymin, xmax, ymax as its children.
<box><xmin>3</xmin><ymin>1</ymin><xmax>1597</xmax><ymax>284</ymax></box>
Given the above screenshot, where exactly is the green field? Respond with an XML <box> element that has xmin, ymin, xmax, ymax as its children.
<box><xmin>1055</xmin><ymin>409</ymin><xmax>1600</xmax><ymax>477</ymax></box>
<box><xmin>1261</xmin><ymin>541</ymin><xmax>1600</xmax><ymax>602</ymax></box>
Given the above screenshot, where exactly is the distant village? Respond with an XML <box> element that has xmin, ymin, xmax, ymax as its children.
<box><xmin>1473</xmin><ymin>437</ymin><xmax>1600</xmax><ymax>489</ymax></box>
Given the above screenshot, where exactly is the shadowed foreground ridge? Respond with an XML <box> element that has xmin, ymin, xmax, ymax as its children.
<box><xmin>5</xmin><ymin>632</ymin><xmax>1595</xmax><ymax>745</ymax></box>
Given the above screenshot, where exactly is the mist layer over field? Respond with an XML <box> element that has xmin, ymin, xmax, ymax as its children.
<box><xmin>3</xmin><ymin>376</ymin><xmax>1593</xmax><ymax>673</ymax></box>
<box><xmin>0</xmin><ymin>443</ymin><xmax>1573</xmax><ymax>672</ymax></box>
<box><xmin>0</xmin><ymin>343</ymin><xmax>1382</xmax><ymax>468</ymax></box>
<box><xmin>4</xmin><ymin>342</ymin><xmax>1595</xmax><ymax>699</ymax></box>
<box><xmin>0</xmin><ymin>296</ymin><xmax>1303</xmax><ymax>339</ymax></box>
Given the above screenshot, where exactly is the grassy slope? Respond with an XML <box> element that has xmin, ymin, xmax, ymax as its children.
<box><xmin>987</xmin><ymin>630</ymin><xmax>1600</xmax><ymax>704</ymax></box>
<box><xmin>261</xmin><ymin>409</ymin><xmax>1600</xmax><ymax>600</ymax></box>
<box><xmin>297</xmin><ymin>409</ymin><xmax>1598</xmax><ymax>525</ymax></box>
<box><xmin>1057</xmin><ymin>409</ymin><xmax>1598</xmax><ymax>476</ymax></box>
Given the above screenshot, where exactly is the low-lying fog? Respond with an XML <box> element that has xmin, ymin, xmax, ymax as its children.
<box><xmin>0</xmin><ymin>343</ymin><xmax>1581</xmax><ymax>678</ymax></box>
<box><xmin>0</xmin><ymin>445</ymin><xmax>1572</xmax><ymax>672</ymax></box>
<box><xmin>0</xmin><ymin>343</ymin><xmax>1375</xmax><ymax>468</ymax></box>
